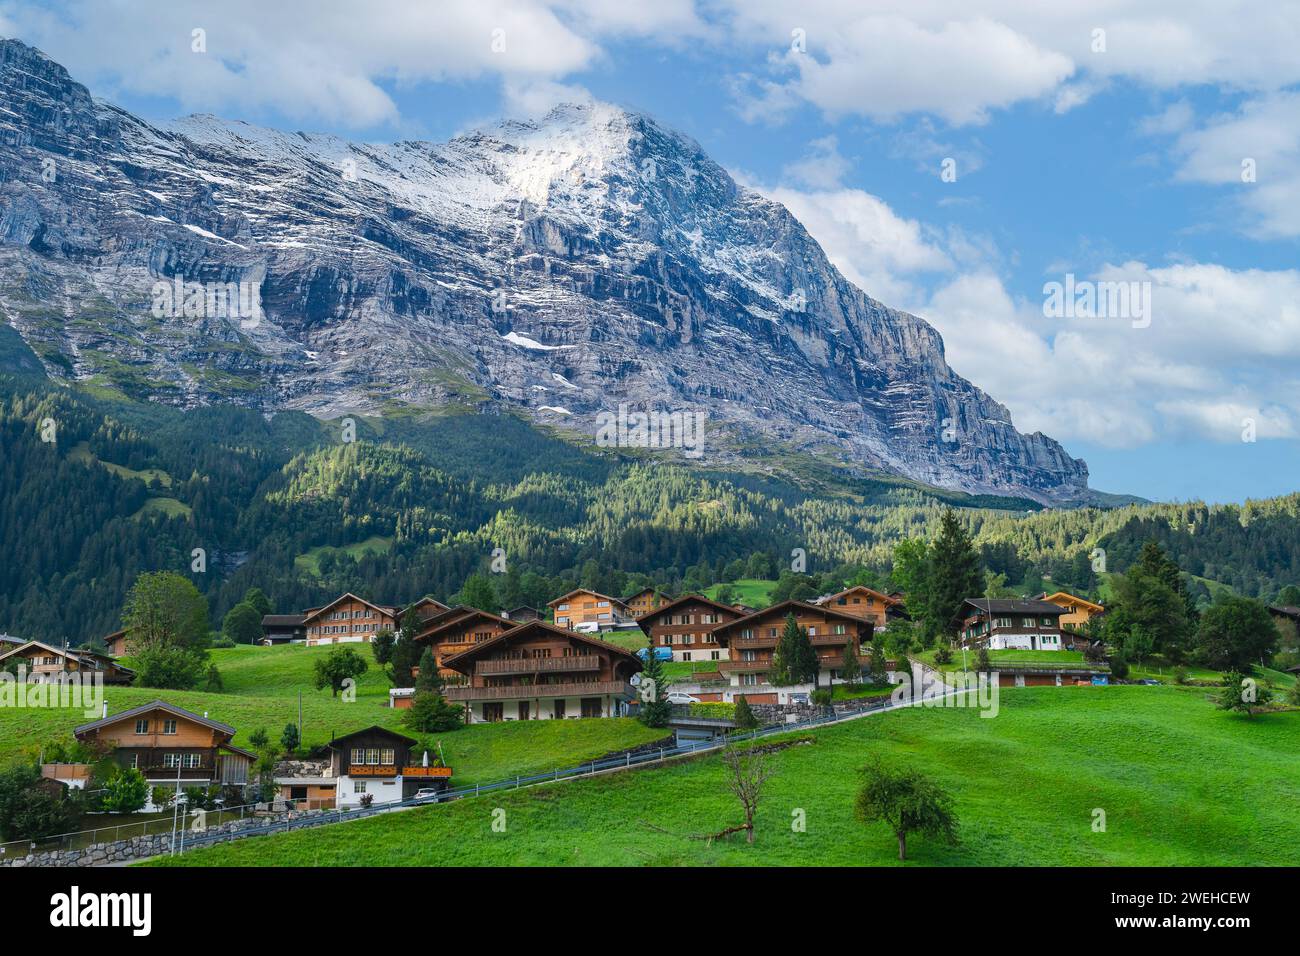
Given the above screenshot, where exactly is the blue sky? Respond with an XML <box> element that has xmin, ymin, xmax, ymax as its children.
<box><xmin>3</xmin><ymin>1</ymin><xmax>1298</xmax><ymax>504</ymax></box>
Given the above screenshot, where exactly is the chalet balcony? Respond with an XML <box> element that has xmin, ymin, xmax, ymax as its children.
<box><xmin>444</xmin><ymin>680</ymin><xmax>633</xmax><ymax>701</ymax></box>
<box><xmin>475</xmin><ymin>655</ymin><xmax>601</xmax><ymax>677</ymax></box>
<box><xmin>721</xmin><ymin>659</ymin><xmax>771</xmax><ymax>672</ymax></box>
<box><xmin>728</xmin><ymin>637</ymin><xmax>777</xmax><ymax>650</ymax></box>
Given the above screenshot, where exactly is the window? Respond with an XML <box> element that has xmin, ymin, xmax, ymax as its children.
<box><xmin>134</xmin><ymin>719</ymin><xmax>149</xmax><ymax>734</ymax></box>
<box><xmin>557</xmin><ymin>603</ymin><xmax>569</xmax><ymax>611</ymax></box>
<box><xmin>351</xmin><ymin>748</ymin><xmax>364</xmax><ymax>765</ymax></box>
<box><xmin>353</xmin><ymin>781</ymin><xmax>367</xmax><ymax>794</ymax></box>
<box><xmin>597</xmin><ymin>601</ymin><xmax>610</xmax><ymax>608</ymax></box>
<box><xmin>808</xmin><ymin>626</ymin><xmax>817</xmax><ymax>636</ymax></box>
<box><xmin>380</xmin><ymin>748</ymin><xmax>395</xmax><ymax>766</ymax></box>
<box><xmin>182</xmin><ymin>753</ymin><xmax>202</xmax><ymax>769</ymax></box>
<box><xmin>834</xmin><ymin>623</ymin><xmax>846</xmax><ymax>635</ymax></box>
<box><xmin>741</xmin><ymin>674</ymin><xmax>758</xmax><ymax>686</ymax></box>
<box><xmin>366</xmin><ymin>748</ymin><xmax>380</xmax><ymax>765</ymax></box>
<box><xmin>162</xmin><ymin>753</ymin><xmax>181</xmax><ymax>769</ymax></box>
<box><xmin>128</xmin><ymin>753</ymin><xmax>139</xmax><ymax>769</ymax></box>
<box><xmin>161</xmin><ymin>719</ymin><xmax>177</xmax><ymax>735</ymax></box>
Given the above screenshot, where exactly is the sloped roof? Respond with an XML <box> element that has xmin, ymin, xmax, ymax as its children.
<box><xmin>441</xmin><ymin>619</ymin><xmax>642</xmax><ymax>671</ymax></box>
<box><xmin>710</xmin><ymin>600</ymin><xmax>876</xmax><ymax>637</ymax></box>
<box><xmin>547</xmin><ymin>588</ymin><xmax>627</xmax><ymax>610</ymax></box>
<box><xmin>635</xmin><ymin>593</ymin><xmax>744</xmax><ymax>630</ymax></box>
<box><xmin>327</xmin><ymin>725</ymin><xmax>418</xmax><ymax>749</ymax></box>
<box><xmin>75</xmin><ymin>699</ymin><xmax>237</xmax><ymax>739</ymax></box>
<box><xmin>300</xmin><ymin>592</ymin><xmax>397</xmax><ymax>624</ymax></box>
<box><xmin>962</xmin><ymin>598</ymin><xmax>1066</xmax><ymax>616</ymax></box>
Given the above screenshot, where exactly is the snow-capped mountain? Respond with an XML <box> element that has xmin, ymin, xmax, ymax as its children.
<box><xmin>0</xmin><ymin>39</ymin><xmax>1088</xmax><ymax>502</ymax></box>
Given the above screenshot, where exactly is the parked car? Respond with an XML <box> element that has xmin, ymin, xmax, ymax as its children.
<box><xmin>412</xmin><ymin>788</ymin><xmax>443</xmax><ymax>802</ymax></box>
<box><xmin>1136</xmin><ymin>678</ymin><xmax>1161</xmax><ymax>686</ymax></box>
<box><xmin>666</xmin><ymin>692</ymin><xmax>699</xmax><ymax>705</ymax></box>
<box><xmin>636</xmin><ymin>646</ymin><xmax>674</xmax><ymax>662</ymax></box>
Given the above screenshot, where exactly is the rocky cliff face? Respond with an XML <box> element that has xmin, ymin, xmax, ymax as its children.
<box><xmin>0</xmin><ymin>39</ymin><xmax>1088</xmax><ymax>502</ymax></box>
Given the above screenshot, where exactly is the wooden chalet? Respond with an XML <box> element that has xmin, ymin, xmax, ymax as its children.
<box><xmin>441</xmin><ymin>620</ymin><xmax>642</xmax><ymax>723</ymax></box>
<box><xmin>813</xmin><ymin>585</ymin><xmax>902</xmax><ymax>629</ymax></box>
<box><xmin>0</xmin><ymin>640</ymin><xmax>134</xmax><ymax>685</ymax></box>
<box><xmin>1037</xmin><ymin>591</ymin><xmax>1105</xmax><ymax>630</ymax></box>
<box><xmin>503</xmin><ymin>605</ymin><xmax>541</xmax><ymax>622</ymax></box>
<box><xmin>547</xmin><ymin>588</ymin><xmax>633</xmax><ymax>632</ymax></box>
<box><xmin>624</xmin><ymin>587</ymin><xmax>669</xmax><ymax>618</ymax></box>
<box><xmin>413</xmin><ymin>606</ymin><xmax>518</xmax><ymax>679</ymax></box>
<box><xmin>635</xmin><ymin>593</ymin><xmax>745</xmax><ymax>662</ymax></box>
<box><xmin>959</xmin><ymin>598</ymin><xmax>1067</xmax><ymax>650</ymax></box>
<box><xmin>260</xmin><ymin>614</ymin><xmax>305</xmax><ymax>645</ymax></box>
<box><xmin>325</xmin><ymin>725</ymin><xmax>450</xmax><ymax>807</ymax></box>
<box><xmin>101</xmin><ymin>629</ymin><xmax>128</xmax><ymax>658</ymax></box>
<box><xmin>301</xmin><ymin>593</ymin><xmax>400</xmax><ymax>647</ymax></box>
<box><xmin>73</xmin><ymin>700</ymin><xmax>255</xmax><ymax>793</ymax></box>
<box><xmin>711</xmin><ymin>601</ymin><xmax>874</xmax><ymax>704</ymax></box>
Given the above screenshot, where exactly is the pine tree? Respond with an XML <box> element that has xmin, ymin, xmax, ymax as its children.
<box><xmin>841</xmin><ymin>639</ymin><xmax>862</xmax><ymax>683</ymax></box>
<box><xmin>924</xmin><ymin>509</ymin><xmax>983</xmax><ymax>641</ymax></box>
<box><xmin>415</xmin><ymin>646</ymin><xmax>443</xmax><ymax>693</ymax></box>
<box><xmin>638</xmin><ymin>638</ymin><xmax>672</xmax><ymax>727</ymax></box>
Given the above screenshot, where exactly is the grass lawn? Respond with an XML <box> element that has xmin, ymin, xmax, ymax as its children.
<box><xmin>0</xmin><ymin>644</ymin><xmax>664</xmax><ymax>787</ymax></box>
<box><xmin>703</xmin><ymin>579</ymin><xmax>776</xmax><ymax>608</ymax></box>
<box><xmin>294</xmin><ymin>536</ymin><xmax>393</xmax><ymax>577</ymax></box>
<box><xmin>913</xmin><ymin>648</ymin><xmax>1091</xmax><ymax>673</ymax></box>
<box><xmin>831</xmin><ymin>682</ymin><xmax>894</xmax><ymax>701</ymax></box>
<box><xmin>1127</xmin><ymin>656</ymin><xmax>1223</xmax><ymax>683</ymax></box>
<box><xmin>147</xmin><ymin>685</ymin><xmax>1300</xmax><ymax>867</ymax></box>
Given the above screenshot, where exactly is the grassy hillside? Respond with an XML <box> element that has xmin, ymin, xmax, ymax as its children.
<box><xmin>703</xmin><ymin>578</ymin><xmax>777</xmax><ymax>608</ymax></box>
<box><xmin>148</xmin><ymin>685</ymin><xmax>1300</xmax><ymax>867</ymax></box>
<box><xmin>0</xmin><ymin>644</ymin><xmax>664</xmax><ymax>786</ymax></box>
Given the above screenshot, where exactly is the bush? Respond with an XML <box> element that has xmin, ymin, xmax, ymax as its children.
<box><xmin>733</xmin><ymin>696</ymin><xmax>759</xmax><ymax>731</ymax></box>
<box><xmin>933</xmin><ymin>645</ymin><xmax>953</xmax><ymax>665</ymax></box>
<box><xmin>687</xmin><ymin>702</ymin><xmax>735</xmax><ymax>719</ymax></box>
<box><xmin>1173</xmin><ymin>665</ymin><xmax>1189</xmax><ymax>685</ymax></box>
<box><xmin>1109</xmin><ymin>654</ymin><xmax>1130</xmax><ymax>680</ymax></box>
<box><xmin>811</xmin><ymin>688</ymin><xmax>832</xmax><ymax>707</ymax></box>
<box><xmin>133</xmin><ymin>644</ymin><xmax>208</xmax><ymax>690</ymax></box>
<box><xmin>403</xmin><ymin>692</ymin><xmax>464</xmax><ymax>732</ymax></box>
<box><xmin>101</xmin><ymin>767</ymin><xmax>149</xmax><ymax>814</ymax></box>
<box><xmin>280</xmin><ymin>723</ymin><xmax>301</xmax><ymax>755</ymax></box>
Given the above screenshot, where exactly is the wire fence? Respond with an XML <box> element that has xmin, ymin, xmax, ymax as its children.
<box><xmin>3</xmin><ymin>684</ymin><xmax>971</xmax><ymax>862</ymax></box>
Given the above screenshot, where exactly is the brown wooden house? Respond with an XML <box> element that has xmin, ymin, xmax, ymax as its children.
<box><xmin>813</xmin><ymin>586</ymin><xmax>902</xmax><ymax>629</ymax></box>
<box><xmin>711</xmin><ymin>601</ymin><xmax>874</xmax><ymax>704</ymax></box>
<box><xmin>326</xmin><ymin>725</ymin><xmax>450</xmax><ymax>807</ymax></box>
<box><xmin>958</xmin><ymin>598</ymin><xmax>1067</xmax><ymax>651</ymax></box>
<box><xmin>301</xmin><ymin>593</ymin><xmax>400</xmax><ymax>647</ymax></box>
<box><xmin>635</xmin><ymin>593</ymin><xmax>744</xmax><ymax>662</ymax></box>
<box><xmin>547</xmin><ymin>589</ymin><xmax>633</xmax><ymax>632</ymax></box>
<box><xmin>0</xmin><ymin>640</ymin><xmax>135</xmax><ymax>685</ymax></box>
<box><xmin>414</xmin><ymin>606</ymin><xmax>519</xmax><ymax>679</ymax></box>
<box><xmin>73</xmin><ymin>700</ymin><xmax>255</xmax><ymax>796</ymax></box>
<box><xmin>625</xmin><ymin>587</ymin><xmax>669</xmax><ymax>618</ymax></box>
<box><xmin>442</xmin><ymin>620</ymin><xmax>642</xmax><ymax>723</ymax></box>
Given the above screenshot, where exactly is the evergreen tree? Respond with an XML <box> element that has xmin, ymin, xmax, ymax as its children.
<box><xmin>221</xmin><ymin>601</ymin><xmax>262</xmax><ymax>645</ymax></box>
<box><xmin>733</xmin><ymin>695</ymin><xmax>759</xmax><ymax>730</ymax></box>
<box><xmin>415</xmin><ymin>647</ymin><xmax>443</xmax><ymax>693</ymax></box>
<box><xmin>841</xmin><ymin>639</ymin><xmax>862</xmax><ymax>683</ymax></box>
<box><xmin>923</xmin><ymin>510</ymin><xmax>983</xmax><ymax>642</ymax></box>
<box><xmin>456</xmin><ymin>572</ymin><xmax>499</xmax><ymax>612</ymax></box>
<box><xmin>770</xmin><ymin>613</ymin><xmax>802</xmax><ymax>686</ymax></box>
<box><xmin>638</xmin><ymin>638</ymin><xmax>672</xmax><ymax>728</ymax></box>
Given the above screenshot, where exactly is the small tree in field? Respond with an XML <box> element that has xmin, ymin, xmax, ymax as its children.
<box><xmin>371</xmin><ymin>628</ymin><xmax>396</xmax><ymax>666</ymax></box>
<box><xmin>715</xmin><ymin>741</ymin><xmax>776</xmax><ymax>845</ymax></box>
<box><xmin>638</xmin><ymin>639</ymin><xmax>672</xmax><ymax>728</ymax></box>
<box><xmin>854</xmin><ymin>761</ymin><xmax>958</xmax><ymax>861</ymax></box>
<box><xmin>867</xmin><ymin>640</ymin><xmax>888</xmax><ymax>684</ymax></box>
<box><xmin>1217</xmin><ymin>671</ymin><xmax>1271</xmax><ymax>717</ymax></box>
<box><xmin>841</xmin><ymin>640</ymin><xmax>862</xmax><ymax>683</ymax></box>
<box><xmin>415</xmin><ymin>647</ymin><xmax>443</xmax><ymax>694</ymax></box>
<box><xmin>314</xmin><ymin>646</ymin><xmax>369</xmax><ymax>697</ymax></box>
<box><xmin>403</xmin><ymin>691</ymin><xmax>463</xmax><ymax>732</ymax></box>
<box><xmin>280</xmin><ymin>723</ymin><xmax>300</xmax><ymax>755</ymax></box>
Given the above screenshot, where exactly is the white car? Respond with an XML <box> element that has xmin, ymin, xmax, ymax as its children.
<box><xmin>412</xmin><ymin>788</ymin><xmax>442</xmax><ymax>802</ymax></box>
<box><xmin>666</xmin><ymin>692</ymin><xmax>700</xmax><ymax>705</ymax></box>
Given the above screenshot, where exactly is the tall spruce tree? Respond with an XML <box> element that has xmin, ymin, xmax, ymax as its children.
<box><xmin>638</xmin><ymin>637</ymin><xmax>672</xmax><ymax>728</ymax></box>
<box><xmin>924</xmin><ymin>509</ymin><xmax>983</xmax><ymax>642</ymax></box>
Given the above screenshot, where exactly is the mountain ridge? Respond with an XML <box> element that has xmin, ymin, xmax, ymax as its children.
<box><xmin>0</xmin><ymin>38</ymin><xmax>1090</xmax><ymax>504</ymax></box>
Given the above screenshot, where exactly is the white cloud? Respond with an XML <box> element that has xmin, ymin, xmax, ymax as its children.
<box><xmin>920</xmin><ymin>261</ymin><xmax>1300</xmax><ymax>447</ymax></box>
<box><xmin>780</xmin><ymin>135</ymin><xmax>851</xmax><ymax>189</ymax></box>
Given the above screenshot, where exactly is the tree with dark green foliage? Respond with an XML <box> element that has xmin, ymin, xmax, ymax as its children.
<box><xmin>403</xmin><ymin>691</ymin><xmax>464</xmax><ymax>732</ymax></box>
<box><xmin>242</xmin><ymin>587</ymin><xmax>273</xmax><ymax>618</ymax></box>
<box><xmin>101</xmin><ymin>767</ymin><xmax>148</xmax><ymax>814</ymax></box>
<box><xmin>973</xmin><ymin>646</ymin><xmax>991</xmax><ymax>672</ymax></box>
<box><xmin>221</xmin><ymin>601</ymin><xmax>262</xmax><ymax>645</ymax></box>
<box><xmin>281</xmin><ymin>723</ymin><xmax>300</xmax><ymax>754</ymax></box>
<box><xmin>923</xmin><ymin>509</ymin><xmax>983</xmax><ymax>641</ymax></box>
<box><xmin>248</xmin><ymin>728</ymin><xmax>269</xmax><ymax>749</ymax></box>
<box><xmin>1104</xmin><ymin>541</ymin><xmax>1198</xmax><ymax>662</ymax></box>
<box><xmin>388</xmin><ymin>610</ymin><xmax>423</xmax><ymax>686</ymax></box>
<box><xmin>203</xmin><ymin>663</ymin><xmax>223</xmax><ymax>692</ymax></box>
<box><xmin>841</xmin><ymin>639</ymin><xmax>862</xmax><ymax>683</ymax></box>
<box><xmin>733</xmin><ymin>695</ymin><xmax>759</xmax><ymax>731</ymax></box>
<box><xmin>135</xmin><ymin>644</ymin><xmax>209</xmax><ymax>690</ymax></box>
<box><xmin>1108</xmin><ymin>653</ymin><xmax>1129</xmax><ymax>679</ymax></box>
<box><xmin>769</xmin><ymin>613</ymin><xmax>804</xmax><ymax>686</ymax></box>
<box><xmin>122</xmin><ymin>571</ymin><xmax>210</xmax><ymax>652</ymax></box>
<box><xmin>715</xmin><ymin>584</ymin><xmax>736</xmax><ymax>606</ymax></box>
<box><xmin>1193</xmin><ymin>595</ymin><xmax>1278</xmax><ymax>671</ymax></box>
<box><xmin>1277</xmin><ymin>584</ymin><xmax>1300</xmax><ymax>607</ymax></box>
<box><xmin>854</xmin><ymin>761</ymin><xmax>959</xmax><ymax>861</ymax></box>
<box><xmin>1217</xmin><ymin>671</ymin><xmax>1271</xmax><ymax>717</ymax></box>
<box><xmin>866</xmin><ymin>640</ymin><xmax>887</xmax><ymax>684</ymax></box>
<box><xmin>415</xmin><ymin>647</ymin><xmax>443</xmax><ymax>694</ymax></box>
<box><xmin>933</xmin><ymin>644</ymin><xmax>953</xmax><ymax>665</ymax></box>
<box><xmin>638</xmin><ymin>639</ymin><xmax>672</xmax><ymax>728</ymax></box>
<box><xmin>314</xmin><ymin>646</ymin><xmax>369</xmax><ymax>697</ymax></box>
<box><xmin>456</xmin><ymin>572</ymin><xmax>499</xmax><ymax>612</ymax></box>
<box><xmin>371</xmin><ymin>627</ymin><xmax>396</xmax><ymax>666</ymax></box>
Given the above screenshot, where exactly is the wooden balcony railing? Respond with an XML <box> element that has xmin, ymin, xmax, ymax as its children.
<box><xmin>444</xmin><ymin>681</ymin><xmax>633</xmax><ymax>701</ymax></box>
<box><xmin>721</xmin><ymin>659</ymin><xmax>770</xmax><ymax>672</ymax></box>
<box><xmin>476</xmin><ymin>655</ymin><xmax>601</xmax><ymax>677</ymax></box>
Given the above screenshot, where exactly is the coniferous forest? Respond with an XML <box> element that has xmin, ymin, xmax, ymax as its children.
<box><xmin>1</xmin><ymin>364</ymin><xmax>1298</xmax><ymax>646</ymax></box>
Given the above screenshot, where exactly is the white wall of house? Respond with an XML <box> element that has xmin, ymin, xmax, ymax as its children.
<box><xmin>672</xmin><ymin>647</ymin><xmax>728</xmax><ymax>663</ymax></box>
<box><xmin>337</xmin><ymin>774</ymin><xmax>403</xmax><ymax>808</ymax></box>
<box><xmin>464</xmin><ymin>696</ymin><xmax>632</xmax><ymax>723</ymax></box>
<box><xmin>987</xmin><ymin>632</ymin><xmax>1062</xmax><ymax>650</ymax></box>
